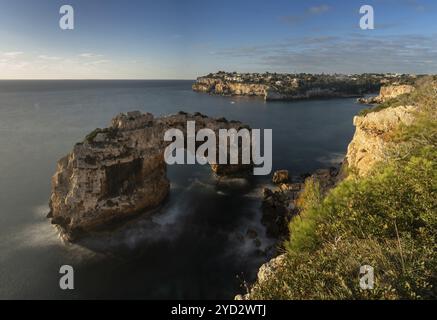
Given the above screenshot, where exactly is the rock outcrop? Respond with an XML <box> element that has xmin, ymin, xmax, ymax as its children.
<box><xmin>238</xmin><ymin>100</ymin><xmax>420</xmax><ymax>300</ymax></box>
<box><xmin>345</xmin><ymin>105</ymin><xmax>417</xmax><ymax>176</ymax></box>
<box><xmin>192</xmin><ymin>77</ymin><xmax>269</xmax><ymax>97</ymax></box>
<box><xmin>193</xmin><ymin>76</ymin><xmax>369</xmax><ymax>101</ymax></box>
<box><xmin>48</xmin><ymin>111</ymin><xmax>251</xmax><ymax>241</ymax></box>
<box><xmin>358</xmin><ymin>84</ymin><xmax>415</xmax><ymax>104</ymax></box>
<box><xmin>261</xmin><ymin>167</ymin><xmax>339</xmax><ymax>238</ymax></box>
<box><xmin>235</xmin><ymin>254</ymin><xmax>287</xmax><ymax>300</ymax></box>
<box><xmin>272</xmin><ymin>170</ymin><xmax>289</xmax><ymax>185</ymax></box>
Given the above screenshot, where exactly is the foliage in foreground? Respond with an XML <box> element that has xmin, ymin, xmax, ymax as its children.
<box><xmin>250</xmin><ymin>79</ymin><xmax>437</xmax><ymax>300</ymax></box>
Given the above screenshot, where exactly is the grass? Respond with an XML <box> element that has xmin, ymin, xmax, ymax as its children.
<box><xmin>358</xmin><ymin>76</ymin><xmax>437</xmax><ymax>117</ymax></box>
<box><xmin>248</xmin><ymin>77</ymin><xmax>437</xmax><ymax>300</ymax></box>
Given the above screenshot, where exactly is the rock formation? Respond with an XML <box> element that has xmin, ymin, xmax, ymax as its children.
<box><xmin>235</xmin><ymin>254</ymin><xmax>287</xmax><ymax>300</ymax></box>
<box><xmin>358</xmin><ymin>84</ymin><xmax>415</xmax><ymax>104</ymax></box>
<box><xmin>193</xmin><ymin>77</ymin><xmax>361</xmax><ymax>101</ymax></box>
<box><xmin>192</xmin><ymin>77</ymin><xmax>269</xmax><ymax>97</ymax></box>
<box><xmin>345</xmin><ymin>105</ymin><xmax>417</xmax><ymax>176</ymax></box>
<box><xmin>272</xmin><ymin>170</ymin><xmax>289</xmax><ymax>185</ymax></box>
<box><xmin>240</xmin><ymin>101</ymin><xmax>420</xmax><ymax>300</ymax></box>
<box><xmin>48</xmin><ymin>111</ymin><xmax>251</xmax><ymax>241</ymax></box>
<box><xmin>193</xmin><ymin>71</ymin><xmax>402</xmax><ymax>101</ymax></box>
<box><xmin>261</xmin><ymin>167</ymin><xmax>339</xmax><ymax>238</ymax></box>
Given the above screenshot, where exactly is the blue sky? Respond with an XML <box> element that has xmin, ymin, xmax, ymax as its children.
<box><xmin>0</xmin><ymin>0</ymin><xmax>436</xmax><ymax>79</ymax></box>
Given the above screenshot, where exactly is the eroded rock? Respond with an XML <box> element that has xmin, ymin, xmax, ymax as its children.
<box><xmin>235</xmin><ymin>254</ymin><xmax>287</xmax><ymax>300</ymax></box>
<box><xmin>346</xmin><ymin>105</ymin><xmax>417</xmax><ymax>176</ymax></box>
<box><xmin>272</xmin><ymin>170</ymin><xmax>289</xmax><ymax>185</ymax></box>
<box><xmin>358</xmin><ymin>84</ymin><xmax>415</xmax><ymax>104</ymax></box>
<box><xmin>49</xmin><ymin>111</ymin><xmax>252</xmax><ymax>241</ymax></box>
<box><xmin>261</xmin><ymin>166</ymin><xmax>340</xmax><ymax>239</ymax></box>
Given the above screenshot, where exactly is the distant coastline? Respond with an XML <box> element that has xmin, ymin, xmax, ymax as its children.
<box><xmin>192</xmin><ymin>71</ymin><xmax>418</xmax><ymax>101</ymax></box>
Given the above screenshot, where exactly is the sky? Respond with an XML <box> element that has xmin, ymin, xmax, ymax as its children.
<box><xmin>0</xmin><ymin>0</ymin><xmax>436</xmax><ymax>79</ymax></box>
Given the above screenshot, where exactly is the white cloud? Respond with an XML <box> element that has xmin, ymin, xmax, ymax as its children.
<box><xmin>38</xmin><ymin>55</ymin><xmax>61</xmax><ymax>60</ymax></box>
<box><xmin>2</xmin><ymin>51</ymin><xmax>24</xmax><ymax>57</ymax></box>
<box><xmin>79</xmin><ymin>53</ymin><xmax>104</xmax><ymax>58</ymax></box>
<box><xmin>84</xmin><ymin>59</ymin><xmax>111</xmax><ymax>66</ymax></box>
<box><xmin>212</xmin><ymin>34</ymin><xmax>437</xmax><ymax>74</ymax></box>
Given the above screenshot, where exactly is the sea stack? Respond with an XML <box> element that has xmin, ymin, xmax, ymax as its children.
<box><xmin>48</xmin><ymin>111</ymin><xmax>251</xmax><ymax>241</ymax></box>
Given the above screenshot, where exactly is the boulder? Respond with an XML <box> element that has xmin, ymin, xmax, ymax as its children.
<box><xmin>272</xmin><ymin>170</ymin><xmax>289</xmax><ymax>184</ymax></box>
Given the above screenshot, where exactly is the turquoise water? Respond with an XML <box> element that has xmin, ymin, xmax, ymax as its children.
<box><xmin>0</xmin><ymin>80</ymin><xmax>367</xmax><ymax>299</ymax></box>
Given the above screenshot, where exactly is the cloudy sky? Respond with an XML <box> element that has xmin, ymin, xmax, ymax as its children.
<box><xmin>0</xmin><ymin>0</ymin><xmax>436</xmax><ymax>79</ymax></box>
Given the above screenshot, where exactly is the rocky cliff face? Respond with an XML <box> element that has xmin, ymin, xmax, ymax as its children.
<box><xmin>192</xmin><ymin>77</ymin><xmax>269</xmax><ymax>97</ymax></box>
<box><xmin>239</xmin><ymin>103</ymin><xmax>419</xmax><ymax>299</ymax></box>
<box><xmin>261</xmin><ymin>168</ymin><xmax>339</xmax><ymax>238</ymax></box>
<box><xmin>48</xmin><ymin>111</ymin><xmax>251</xmax><ymax>241</ymax></box>
<box><xmin>345</xmin><ymin>105</ymin><xmax>417</xmax><ymax>176</ymax></box>
<box><xmin>359</xmin><ymin>84</ymin><xmax>415</xmax><ymax>104</ymax></box>
<box><xmin>235</xmin><ymin>254</ymin><xmax>286</xmax><ymax>300</ymax></box>
<box><xmin>192</xmin><ymin>77</ymin><xmax>359</xmax><ymax>101</ymax></box>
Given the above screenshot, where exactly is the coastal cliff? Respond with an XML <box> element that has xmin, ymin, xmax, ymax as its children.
<box><xmin>358</xmin><ymin>84</ymin><xmax>415</xmax><ymax>104</ymax></box>
<box><xmin>193</xmin><ymin>72</ymin><xmax>417</xmax><ymax>101</ymax></box>
<box><xmin>345</xmin><ymin>105</ymin><xmax>417</xmax><ymax>176</ymax></box>
<box><xmin>48</xmin><ymin>111</ymin><xmax>251</xmax><ymax>241</ymax></box>
<box><xmin>237</xmin><ymin>79</ymin><xmax>436</xmax><ymax>300</ymax></box>
<box><xmin>192</xmin><ymin>76</ymin><xmax>368</xmax><ymax>101</ymax></box>
<box><xmin>193</xmin><ymin>77</ymin><xmax>269</xmax><ymax>96</ymax></box>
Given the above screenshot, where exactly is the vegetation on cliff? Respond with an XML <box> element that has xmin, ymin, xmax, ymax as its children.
<box><xmin>246</xmin><ymin>78</ymin><xmax>436</xmax><ymax>299</ymax></box>
<box><xmin>194</xmin><ymin>72</ymin><xmax>420</xmax><ymax>101</ymax></box>
<box><xmin>359</xmin><ymin>76</ymin><xmax>436</xmax><ymax>116</ymax></box>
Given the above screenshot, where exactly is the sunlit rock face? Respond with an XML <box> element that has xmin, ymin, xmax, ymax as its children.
<box><xmin>48</xmin><ymin>111</ymin><xmax>251</xmax><ymax>241</ymax></box>
<box><xmin>193</xmin><ymin>74</ymin><xmax>378</xmax><ymax>101</ymax></box>
<box><xmin>192</xmin><ymin>77</ymin><xmax>269</xmax><ymax>97</ymax></box>
<box><xmin>235</xmin><ymin>254</ymin><xmax>287</xmax><ymax>300</ymax></box>
<box><xmin>378</xmin><ymin>84</ymin><xmax>415</xmax><ymax>101</ymax></box>
<box><xmin>359</xmin><ymin>84</ymin><xmax>415</xmax><ymax>104</ymax></box>
<box><xmin>345</xmin><ymin>105</ymin><xmax>417</xmax><ymax>176</ymax></box>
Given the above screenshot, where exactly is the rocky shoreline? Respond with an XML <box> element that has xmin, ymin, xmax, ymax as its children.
<box><xmin>46</xmin><ymin>80</ymin><xmax>421</xmax><ymax>299</ymax></box>
<box><xmin>236</xmin><ymin>83</ymin><xmax>420</xmax><ymax>300</ymax></box>
<box><xmin>192</xmin><ymin>71</ymin><xmax>417</xmax><ymax>101</ymax></box>
<box><xmin>357</xmin><ymin>84</ymin><xmax>415</xmax><ymax>104</ymax></box>
<box><xmin>260</xmin><ymin>167</ymin><xmax>341</xmax><ymax>240</ymax></box>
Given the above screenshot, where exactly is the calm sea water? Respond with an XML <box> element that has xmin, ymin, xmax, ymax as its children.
<box><xmin>0</xmin><ymin>80</ymin><xmax>367</xmax><ymax>299</ymax></box>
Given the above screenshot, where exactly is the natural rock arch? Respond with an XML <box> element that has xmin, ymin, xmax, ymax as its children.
<box><xmin>48</xmin><ymin>111</ymin><xmax>251</xmax><ymax>241</ymax></box>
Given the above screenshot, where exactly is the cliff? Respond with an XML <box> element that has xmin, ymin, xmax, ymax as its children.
<box><xmin>238</xmin><ymin>101</ymin><xmax>420</xmax><ymax>300</ymax></box>
<box><xmin>193</xmin><ymin>77</ymin><xmax>366</xmax><ymax>101</ymax></box>
<box><xmin>192</xmin><ymin>77</ymin><xmax>269</xmax><ymax>97</ymax></box>
<box><xmin>345</xmin><ymin>105</ymin><xmax>417</xmax><ymax>176</ymax></box>
<box><xmin>358</xmin><ymin>84</ymin><xmax>415</xmax><ymax>104</ymax></box>
<box><xmin>192</xmin><ymin>72</ymin><xmax>389</xmax><ymax>101</ymax></box>
<box><xmin>48</xmin><ymin>111</ymin><xmax>251</xmax><ymax>241</ymax></box>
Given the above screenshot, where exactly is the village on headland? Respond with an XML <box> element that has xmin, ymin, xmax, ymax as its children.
<box><xmin>192</xmin><ymin>71</ymin><xmax>419</xmax><ymax>101</ymax></box>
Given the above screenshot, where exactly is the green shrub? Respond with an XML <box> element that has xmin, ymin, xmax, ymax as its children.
<box><xmin>286</xmin><ymin>178</ymin><xmax>323</xmax><ymax>252</ymax></box>
<box><xmin>84</xmin><ymin>128</ymin><xmax>103</xmax><ymax>143</ymax></box>
<box><xmin>250</xmin><ymin>78</ymin><xmax>436</xmax><ymax>300</ymax></box>
<box><xmin>358</xmin><ymin>76</ymin><xmax>437</xmax><ymax>117</ymax></box>
<box><xmin>249</xmin><ymin>235</ymin><xmax>435</xmax><ymax>300</ymax></box>
<box><xmin>251</xmin><ymin>151</ymin><xmax>436</xmax><ymax>299</ymax></box>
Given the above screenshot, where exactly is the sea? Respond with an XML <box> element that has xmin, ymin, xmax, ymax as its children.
<box><xmin>0</xmin><ymin>80</ymin><xmax>369</xmax><ymax>299</ymax></box>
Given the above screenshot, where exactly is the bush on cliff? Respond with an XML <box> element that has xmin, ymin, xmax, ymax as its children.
<box><xmin>249</xmin><ymin>80</ymin><xmax>436</xmax><ymax>300</ymax></box>
<box><xmin>359</xmin><ymin>75</ymin><xmax>437</xmax><ymax>116</ymax></box>
<box><xmin>250</xmin><ymin>148</ymin><xmax>436</xmax><ymax>299</ymax></box>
